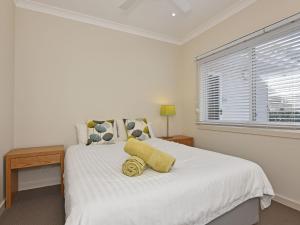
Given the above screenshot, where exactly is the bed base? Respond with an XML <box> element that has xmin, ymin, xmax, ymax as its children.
<box><xmin>207</xmin><ymin>198</ymin><xmax>259</xmax><ymax>225</ymax></box>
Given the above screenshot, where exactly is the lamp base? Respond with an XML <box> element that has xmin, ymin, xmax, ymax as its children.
<box><xmin>166</xmin><ymin>115</ymin><xmax>169</xmax><ymax>137</ymax></box>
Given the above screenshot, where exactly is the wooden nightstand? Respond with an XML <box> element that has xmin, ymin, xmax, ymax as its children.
<box><xmin>160</xmin><ymin>135</ymin><xmax>194</xmax><ymax>147</ymax></box>
<box><xmin>5</xmin><ymin>145</ymin><xmax>64</xmax><ymax>208</ymax></box>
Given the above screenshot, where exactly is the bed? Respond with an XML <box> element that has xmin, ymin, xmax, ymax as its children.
<box><xmin>64</xmin><ymin>138</ymin><xmax>274</xmax><ymax>225</ymax></box>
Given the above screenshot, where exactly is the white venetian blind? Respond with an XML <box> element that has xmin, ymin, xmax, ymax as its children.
<box><xmin>198</xmin><ymin>17</ymin><xmax>300</xmax><ymax>128</ymax></box>
<box><xmin>253</xmin><ymin>29</ymin><xmax>300</xmax><ymax>125</ymax></box>
<box><xmin>200</xmin><ymin>49</ymin><xmax>251</xmax><ymax>122</ymax></box>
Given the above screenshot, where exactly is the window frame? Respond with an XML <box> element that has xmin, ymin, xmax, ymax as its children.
<box><xmin>197</xmin><ymin>19</ymin><xmax>300</xmax><ymax>130</ymax></box>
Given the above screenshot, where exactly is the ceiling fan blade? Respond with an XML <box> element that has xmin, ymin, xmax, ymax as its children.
<box><xmin>119</xmin><ymin>0</ymin><xmax>139</xmax><ymax>10</ymax></box>
<box><xmin>172</xmin><ymin>0</ymin><xmax>192</xmax><ymax>13</ymax></box>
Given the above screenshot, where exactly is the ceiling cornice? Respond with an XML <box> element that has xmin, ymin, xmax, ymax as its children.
<box><xmin>14</xmin><ymin>0</ymin><xmax>181</xmax><ymax>45</ymax></box>
<box><xmin>14</xmin><ymin>0</ymin><xmax>256</xmax><ymax>46</ymax></box>
<box><xmin>181</xmin><ymin>0</ymin><xmax>257</xmax><ymax>44</ymax></box>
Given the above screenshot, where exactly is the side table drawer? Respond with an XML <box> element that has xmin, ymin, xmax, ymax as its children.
<box><xmin>11</xmin><ymin>154</ymin><xmax>61</xmax><ymax>169</ymax></box>
<box><xmin>176</xmin><ymin>139</ymin><xmax>193</xmax><ymax>147</ymax></box>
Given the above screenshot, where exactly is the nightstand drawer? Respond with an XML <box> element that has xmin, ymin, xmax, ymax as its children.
<box><xmin>175</xmin><ymin>139</ymin><xmax>193</xmax><ymax>147</ymax></box>
<box><xmin>160</xmin><ymin>135</ymin><xmax>194</xmax><ymax>147</ymax></box>
<box><xmin>11</xmin><ymin>154</ymin><xmax>61</xmax><ymax>169</ymax></box>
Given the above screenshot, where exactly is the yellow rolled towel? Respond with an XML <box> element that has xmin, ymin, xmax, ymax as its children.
<box><xmin>122</xmin><ymin>156</ymin><xmax>146</xmax><ymax>177</ymax></box>
<box><xmin>124</xmin><ymin>138</ymin><xmax>176</xmax><ymax>173</ymax></box>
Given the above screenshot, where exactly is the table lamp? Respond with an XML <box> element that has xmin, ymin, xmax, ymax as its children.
<box><xmin>160</xmin><ymin>105</ymin><xmax>176</xmax><ymax>137</ymax></box>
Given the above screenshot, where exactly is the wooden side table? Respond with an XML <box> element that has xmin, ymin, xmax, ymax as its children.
<box><xmin>5</xmin><ymin>145</ymin><xmax>64</xmax><ymax>208</ymax></box>
<box><xmin>160</xmin><ymin>135</ymin><xmax>194</xmax><ymax>147</ymax></box>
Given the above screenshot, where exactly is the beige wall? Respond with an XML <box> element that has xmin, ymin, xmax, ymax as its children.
<box><xmin>0</xmin><ymin>0</ymin><xmax>14</xmax><ymax>206</ymax></box>
<box><xmin>14</xmin><ymin>8</ymin><xmax>183</xmax><ymax>189</ymax></box>
<box><xmin>181</xmin><ymin>0</ymin><xmax>300</xmax><ymax>208</ymax></box>
<box><xmin>9</xmin><ymin>0</ymin><xmax>300</xmax><ymax>209</ymax></box>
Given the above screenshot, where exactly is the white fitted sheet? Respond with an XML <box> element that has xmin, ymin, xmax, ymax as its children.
<box><xmin>64</xmin><ymin>138</ymin><xmax>274</xmax><ymax>225</ymax></box>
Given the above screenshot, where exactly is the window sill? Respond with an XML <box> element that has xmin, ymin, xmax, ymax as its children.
<box><xmin>196</xmin><ymin>122</ymin><xmax>300</xmax><ymax>140</ymax></box>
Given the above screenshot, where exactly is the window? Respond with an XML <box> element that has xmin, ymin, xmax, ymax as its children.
<box><xmin>198</xmin><ymin>19</ymin><xmax>300</xmax><ymax>128</ymax></box>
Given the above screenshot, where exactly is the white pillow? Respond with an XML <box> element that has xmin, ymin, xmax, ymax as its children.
<box><xmin>76</xmin><ymin>123</ymin><xmax>88</xmax><ymax>144</ymax></box>
<box><xmin>116</xmin><ymin>119</ymin><xmax>128</xmax><ymax>142</ymax></box>
<box><xmin>148</xmin><ymin>123</ymin><xmax>155</xmax><ymax>138</ymax></box>
<box><xmin>116</xmin><ymin>119</ymin><xmax>155</xmax><ymax>141</ymax></box>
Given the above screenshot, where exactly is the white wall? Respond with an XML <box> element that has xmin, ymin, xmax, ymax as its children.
<box><xmin>0</xmin><ymin>0</ymin><xmax>15</xmax><ymax>207</ymax></box>
<box><xmin>181</xmin><ymin>0</ymin><xmax>300</xmax><ymax>209</ymax></box>
<box><xmin>14</xmin><ymin>8</ymin><xmax>183</xmax><ymax>189</ymax></box>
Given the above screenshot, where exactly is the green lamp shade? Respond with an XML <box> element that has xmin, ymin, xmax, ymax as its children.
<box><xmin>160</xmin><ymin>105</ymin><xmax>176</xmax><ymax>116</ymax></box>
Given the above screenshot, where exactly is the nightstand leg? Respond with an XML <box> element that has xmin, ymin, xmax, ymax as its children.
<box><xmin>11</xmin><ymin>170</ymin><xmax>18</xmax><ymax>202</ymax></box>
<box><xmin>6</xmin><ymin>159</ymin><xmax>18</xmax><ymax>208</ymax></box>
<box><xmin>5</xmin><ymin>160</ymin><xmax>11</xmax><ymax>208</ymax></box>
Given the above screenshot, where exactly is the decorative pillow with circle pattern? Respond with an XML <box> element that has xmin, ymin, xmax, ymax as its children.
<box><xmin>86</xmin><ymin>119</ymin><xmax>116</xmax><ymax>145</ymax></box>
<box><xmin>123</xmin><ymin>118</ymin><xmax>151</xmax><ymax>141</ymax></box>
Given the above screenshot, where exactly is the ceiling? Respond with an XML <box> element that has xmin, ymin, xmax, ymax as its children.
<box><xmin>15</xmin><ymin>0</ymin><xmax>256</xmax><ymax>44</ymax></box>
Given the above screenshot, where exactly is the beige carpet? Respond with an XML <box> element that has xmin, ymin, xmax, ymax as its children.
<box><xmin>0</xmin><ymin>185</ymin><xmax>299</xmax><ymax>225</ymax></box>
<box><xmin>0</xmin><ymin>185</ymin><xmax>64</xmax><ymax>225</ymax></box>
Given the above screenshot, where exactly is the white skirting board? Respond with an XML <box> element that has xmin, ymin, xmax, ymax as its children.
<box><xmin>0</xmin><ymin>200</ymin><xmax>5</xmax><ymax>216</ymax></box>
<box><xmin>18</xmin><ymin>165</ymin><xmax>61</xmax><ymax>191</ymax></box>
<box><xmin>19</xmin><ymin>177</ymin><xmax>60</xmax><ymax>191</ymax></box>
<box><xmin>274</xmin><ymin>194</ymin><xmax>300</xmax><ymax>212</ymax></box>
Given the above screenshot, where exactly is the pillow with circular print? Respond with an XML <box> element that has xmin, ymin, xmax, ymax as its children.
<box><xmin>86</xmin><ymin>119</ymin><xmax>116</xmax><ymax>145</ymax></box>
<box><xmin>123</xmin><ymin>118</ymin><xmax>151</xmax><ymax>141</ymax></box>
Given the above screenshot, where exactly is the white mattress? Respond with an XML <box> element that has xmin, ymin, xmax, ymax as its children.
<box><xmin>64</xmin><ymin>138</ymin><xmax>274</xmax><ymax>225</ymax></box>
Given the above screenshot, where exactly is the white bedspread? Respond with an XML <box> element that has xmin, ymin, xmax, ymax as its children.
<box><xmin>64</xmin><ymin>138</ymin><xmax>274</xmax><ymax>225</ymax></box>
